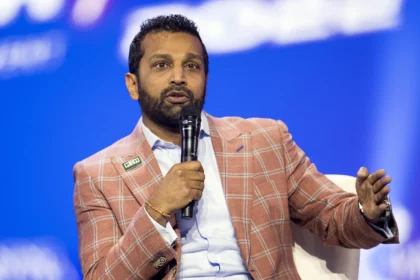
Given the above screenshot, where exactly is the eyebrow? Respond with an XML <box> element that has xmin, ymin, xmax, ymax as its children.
<box><xmin>149</xmin><ymin>53</ymin><xmax>203</xmax><ymax>63</ymax></box>
<box><xmin>185</xmin><ymin>53</ymin><xmax>203</xmax><ymax>62</ymax></box>
<box><xmin>149</xmin><ymin>54</ymin><xmax>172</xmax><ymax>62</ymax></box>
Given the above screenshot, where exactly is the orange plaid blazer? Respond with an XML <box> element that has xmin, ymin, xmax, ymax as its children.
<box><xmin>74</xmin><ymin>114</ymin><xmax>398</xmax><ymax>279</ymax></box>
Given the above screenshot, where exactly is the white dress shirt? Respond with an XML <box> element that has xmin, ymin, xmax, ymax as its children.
<box><xmin>142</xmin><ymin>113</ymin><xmax>251</xmax><ymax>279</ymax></box>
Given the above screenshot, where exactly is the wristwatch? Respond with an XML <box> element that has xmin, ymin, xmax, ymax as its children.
<box><xmin>359</xmin><ymin>195</ymin><xmax>392</xmax><ymax>222</ymax></box>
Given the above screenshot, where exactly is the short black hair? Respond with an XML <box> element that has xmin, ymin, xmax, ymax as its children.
<box><xmin>128</xmin><ymin>14</ymin><xmax>209</xmax><ymax>76</ymax></box>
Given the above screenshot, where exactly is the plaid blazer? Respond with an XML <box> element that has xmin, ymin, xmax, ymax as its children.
<box><xmin>74</xmin><ymin>114</ymin><xmax>398</xmax><ymax>279</ymax></box>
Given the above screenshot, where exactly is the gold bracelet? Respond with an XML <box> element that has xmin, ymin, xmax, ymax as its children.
<box><xmin>145</xmin><ymin>201</ymin><xmax>171</xmax><ymax>218</ymax></box>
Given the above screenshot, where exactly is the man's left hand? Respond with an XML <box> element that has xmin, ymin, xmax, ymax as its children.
<box><xmin>355</xmin><ymin>167</ymin><xmax>392</xmax><ymax>225</ymax></box>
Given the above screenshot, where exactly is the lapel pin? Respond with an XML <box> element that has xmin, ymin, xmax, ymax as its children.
<box><xmin>123</xmin><ymin>156</ymin><xmax>142</xmax><ymax>171</ymax></box>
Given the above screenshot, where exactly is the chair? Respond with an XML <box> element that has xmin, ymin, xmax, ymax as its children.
<box><xmin>291</xmin><ymin>175</ymin><xmax>360</xmax><ymax>280</ymax></box>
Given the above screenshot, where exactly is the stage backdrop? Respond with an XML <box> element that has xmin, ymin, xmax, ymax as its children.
<box><xmin>0</xmin><ymin>0</ymin><xmax>419</xmax><ymax>279</ymax></box>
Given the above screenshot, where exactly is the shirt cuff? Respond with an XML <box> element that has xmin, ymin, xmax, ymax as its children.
<box><xmin>359</xmin><ymin>202</ymin><xmax>394</xmax><ymax>238</ymax></box>
<box><xmin>366</xmin><ymin>219</ymin><xmax>394</xmax><ymax>238</ymax></box>
<box><xmin>145</xmin><ymin>209</ymin><xmax>178</xmax><ymax>245</ymax></box>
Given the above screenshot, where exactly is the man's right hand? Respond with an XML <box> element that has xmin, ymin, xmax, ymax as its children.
<box><xmin>146</xmin><ymin>161</ymin><xmax>205</xmax><ymax>226</ymax></box>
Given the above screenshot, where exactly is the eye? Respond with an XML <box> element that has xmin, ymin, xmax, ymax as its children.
<box><xmin>185</xmin><ymin>63</ymin><xmax>200</xmax><ymax>70</ymax></box>
<box><xmin>153</xmin><ymin>62</ymin><xmax>170</xmax><ymax>68</ymax></box>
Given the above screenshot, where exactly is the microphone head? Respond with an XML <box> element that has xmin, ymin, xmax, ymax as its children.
<box><xmin>181</xmin><ymin>106</ymin><xmax>201</xmax><ymax>118</ymax></box>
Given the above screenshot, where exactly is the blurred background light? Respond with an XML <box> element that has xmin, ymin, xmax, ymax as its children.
<box><xmin>119</xmin><ymin>0</ymin><xmax>404</xmax><ymax>59</ymax></box>
<box><xmin>26</xmin><ymin>0</ymin><xmax>65</xmax><ymax>23</ymax></box>
<box><xmin>71</xmin><ymin>0</ymin><xmax>109</xmax><ymax>27</ymax></box>
<box><xmin>0</xmin><ymin>0</ymin><xmax>65</xmax><ymax>27</ymax></box>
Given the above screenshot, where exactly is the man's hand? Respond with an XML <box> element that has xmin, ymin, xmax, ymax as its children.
<box><xmin>356</xmin><ymin>167</ymin><xmax>392</xmax><ymax>225</ymax></box>
<box><xmin>146</xmin><ymin>161</ymin><xmax>205</xmax><ymax>226</ymax></box>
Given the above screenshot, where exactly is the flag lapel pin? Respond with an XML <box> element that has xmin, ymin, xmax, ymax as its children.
<box><xmin>123</xmin><ymin>156</ymin><xmax>142</xmax><ymax>171</ymax></box>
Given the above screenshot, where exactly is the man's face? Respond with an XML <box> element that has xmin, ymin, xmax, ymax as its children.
<box><xmin>135</xmin><ymin>31</ymin><xmax>207</xmax><ymax>130</ymax></box>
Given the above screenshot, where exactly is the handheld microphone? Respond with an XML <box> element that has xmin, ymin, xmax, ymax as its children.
<box><xmin>179</xmin><ymin>106</ymin><xmax>201</xmax><ymax>220</ymax></box>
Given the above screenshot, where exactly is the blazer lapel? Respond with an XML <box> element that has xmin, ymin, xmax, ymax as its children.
<box><xmin>207</xmin><ymin>115</ymin><xmax>254</xmax><ymax>267</ymax></box>
<box><xmin>110</xmin><ymin>122</ymin><xmax>178</xmax><ymax>228</ymax></box>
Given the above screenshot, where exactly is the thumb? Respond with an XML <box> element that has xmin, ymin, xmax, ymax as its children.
<box><xmin>356</xmin><ymin>167</ymin><xmax>369</xmax><ymax>191</ymax></box>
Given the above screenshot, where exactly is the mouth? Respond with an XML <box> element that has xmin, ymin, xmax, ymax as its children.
<box><xmin>165</xmin><ymin>91</ymin><xmax>191</xmax><ymax>104</ymax></box>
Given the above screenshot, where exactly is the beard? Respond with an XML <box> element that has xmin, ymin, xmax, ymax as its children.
<box><xmin>138</xmin><ymin>83</ymin><xmax>206</xmax><ymax>132</ymax></box>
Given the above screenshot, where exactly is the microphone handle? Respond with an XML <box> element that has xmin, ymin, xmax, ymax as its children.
<box><xmin>181</xmin><ymin>153</ymin><xmax>197</xmax><ymax>220</ymax></box>
<box><xmin>182</xmin><ymin>201</ymin><xmax>195</xmax><ymax>220</ymax></box>
<box><xmin>180</xmin><ymin>112</ymin><xmax>200</xmax><ymax>220</ymax></box>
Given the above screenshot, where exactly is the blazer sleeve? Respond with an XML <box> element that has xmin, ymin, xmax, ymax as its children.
<box><xmin>73</xmin><ymin>161</ymin><xmax>177</xmax><ymax>279</ymax></box>
<box><xmin>278</xmin><ymin>121</ymin><xmax>399</xmax><ymax>249</ymax></box>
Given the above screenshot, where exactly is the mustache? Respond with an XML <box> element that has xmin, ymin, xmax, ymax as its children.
<box><xmin>160</xmin><ymin>85</ymin><xmax>194</xmax><ymax>99</ymax></box>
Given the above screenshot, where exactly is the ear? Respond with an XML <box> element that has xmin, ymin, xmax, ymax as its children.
<box><xmin>125</xmin><ymin>73</ymin><xmax>139</xmax><ymax>100</ymax></box>
<box><xmin>205</xmin><ymin>74</ymin><xmax>209</xmax><ymax>83</ymax></box>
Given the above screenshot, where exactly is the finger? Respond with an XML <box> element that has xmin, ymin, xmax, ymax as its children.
<box><xmin>356</xmin><ymin>167</ymin><xmax>369</xmax><ymax>190</ymax></box>
<box><xmin>188</xmin><ymin>181</ymin><xmax>205</xmax><ymax>191</ymax></box>
<box><xmin>184</xmin><ymin>170</ymin><xmax>205</xmax><ymax>182</ymax></box>
<box><xmin>374</xmin><ymin>186</ymin><xmax>390</xmax><ymax>204</ymax></box>
<box><xmin>375</xmin><ymin>203</ymin><xmax>388</xmax><ymax>216</ymax></box>
<box><xmin>180</xmin><ymin>161</ymin><xmax>203</xmax><ymax>172</ymax></box>
<box><xmin>373</xmin><ymin>175</ymin><xmax>392</xmax><ymax>193</ymax></box>
<box><xmin>368</xmin><ymin>169</ymin><xmax>386</xmax><ymax>185</ymax></box>
<box><xmin>172</xmin><ymin>161</ymin><xmax>203</xmax><ymax>174</ymax></box>
<box><xmin>193</xmin><ymin>189</ymin><xmax>203</xmax><ymax>200</ymax></box>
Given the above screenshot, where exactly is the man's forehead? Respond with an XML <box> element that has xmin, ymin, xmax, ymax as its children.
<box><xmin>142</xmin><ymin>31</ymin><xmax>203</xmax><ymax>58</ymax></box>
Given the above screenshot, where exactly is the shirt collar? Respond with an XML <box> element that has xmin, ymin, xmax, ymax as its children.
<box><xmin>141</xmin><ymin>112</ymin><xmax>210</xmax><ymax>150</ymax></box>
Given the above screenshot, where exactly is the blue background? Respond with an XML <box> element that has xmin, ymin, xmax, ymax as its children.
<box><xmin>1</xmin><ymin>0</ymin><xmax>419</xmax><ymax>279</ymax></box>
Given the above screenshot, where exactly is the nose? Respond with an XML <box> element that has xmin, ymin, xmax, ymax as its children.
<box><xmin>170</xmin><ymin>66</ymin><xmax>187</xmax><ymax>86</ymax></box>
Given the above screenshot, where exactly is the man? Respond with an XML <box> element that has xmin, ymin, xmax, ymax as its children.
<box><xmin>73</xmin><ymin>14</ymin><xmax>398</xmax><ymax>279</ymax></box>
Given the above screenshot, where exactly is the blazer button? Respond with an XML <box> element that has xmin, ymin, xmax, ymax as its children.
<box><xmin>153</xmin><ymin>256</ymin><xmax>167</xmax><ymax>269</ymax></box>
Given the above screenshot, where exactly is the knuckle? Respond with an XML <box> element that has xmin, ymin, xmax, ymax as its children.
<box><xmin>192</xmin><ymin>190</ymin><xmax>199</xmax><ymax>200</ymax></box>
<box><xmin>196</xmin><ymin>191</ymin><xmax>203</xmax><ymax>199</ymax></box>
<box><xmin>172</xmin><ymin>163</ymin><xmax>181</xmax><ymax>171</ymax></box>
